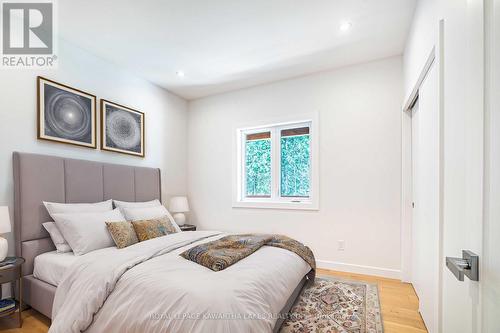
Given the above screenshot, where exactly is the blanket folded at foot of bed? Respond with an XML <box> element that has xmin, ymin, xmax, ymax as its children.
<box><xmin>180</xmin><ymin>234</ymin><xmax>316</xmax><ymax>280</ymax></box>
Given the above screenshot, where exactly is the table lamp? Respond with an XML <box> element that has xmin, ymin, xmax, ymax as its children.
<box><xmin>169</xmin><ymin>196</ymin><xmax>190</xmax><ymax>226</ymax></box>
<box><xmin>0</xmin><ymin>207</ymin><xmax>12</xmax><ymax>261</ymax></box>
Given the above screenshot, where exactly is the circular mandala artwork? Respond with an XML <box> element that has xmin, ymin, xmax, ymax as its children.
<box><xmin>45</xmin><ymin>91</ymin><xmax>91</xmax><ymax>140</ymax></box>
<box><xmin>106</xmin><ymin>109</ymin><xmax>141</xmax><ymax>149</ymax></box>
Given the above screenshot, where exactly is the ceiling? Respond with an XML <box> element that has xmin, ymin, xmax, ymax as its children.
<box><xmin>59</xmin><ymin>0</ymin><xmax>416</xmax><ymax>100</ymax></box>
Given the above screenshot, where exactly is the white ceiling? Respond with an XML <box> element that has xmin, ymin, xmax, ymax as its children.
<box><xmin>59</xmin><ymin>0</ymin><xmax>416</xmax><ymax>100</ymax></box>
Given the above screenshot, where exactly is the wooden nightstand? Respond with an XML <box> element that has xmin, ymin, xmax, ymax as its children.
<box><xmin>0</xmin><ymin>257</ymin><xmax>24</xmax><ymax>328</ymax></box>
<box><xmin>179</xmin><ymin>224</ymin><xmax>197</xmax><ymax>231</ymax></box>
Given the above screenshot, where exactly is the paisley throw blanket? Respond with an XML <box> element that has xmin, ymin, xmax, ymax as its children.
<box><xmin>180</xmin><ymin>234</ymin><xmax>316</xmax><ymax>280</ymax></box>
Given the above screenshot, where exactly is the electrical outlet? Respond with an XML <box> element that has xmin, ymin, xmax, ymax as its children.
<box><xmin>338</xmin><ymin>240</ymin><xmax>345</xmax><ymax>251</ymax></box>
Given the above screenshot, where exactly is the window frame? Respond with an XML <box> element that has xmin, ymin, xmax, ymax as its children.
<box><xmin>241</xmin><ymin>127</ymin><xmax>273</xmax><ymax>199</ymax></box>
<box><xmin>233</xmin><ymin>114</ymin><xmax>319</xmax><ymax>210</ymax></box>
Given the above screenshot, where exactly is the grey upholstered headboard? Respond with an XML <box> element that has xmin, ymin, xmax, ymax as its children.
<box><xmin>13</xmin><ymin>152</ymin><xmax>161</xmax><ymax>276</ymax></box>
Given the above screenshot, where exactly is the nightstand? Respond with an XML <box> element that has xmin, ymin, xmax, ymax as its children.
<box><xmin>0</xmin><ymin>257</ymin><xmax>24</xmax><ymax>328</ymax></box>
<box><xmin>179</xmin><ymin>224</ymin><xmax>196</xmax><ymax>231</ymax></box>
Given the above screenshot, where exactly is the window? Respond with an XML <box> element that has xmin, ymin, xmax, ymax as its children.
<box><xmin>245</xmin><ymin>131</ymin><xmax>272</xmax><ymax>197</ymax></box>
<box><xmin>234</xmin><ymin>116</ymin><xmax>318</xmax><ymax>210</ymax></box>
<box><xmin>280</xmin><ymin>127</ymin><xmax>310</xmax><ymax>197</ymax></box>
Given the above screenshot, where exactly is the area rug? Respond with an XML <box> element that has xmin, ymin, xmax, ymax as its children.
<box><xmin>280</xmin><ymin>276</ymin><xmax>384</xmax><ymax>333</ymax></box>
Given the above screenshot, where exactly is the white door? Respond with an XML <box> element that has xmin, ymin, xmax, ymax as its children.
<box><xmin>440</xmin><ymin>1</ymin><xmax>484</xmax><ymax>332</ymax></box>
<box><xmin>411</xmin><ymin>62</ymin><xmax>440</xmax><ymax>333</ymax></box>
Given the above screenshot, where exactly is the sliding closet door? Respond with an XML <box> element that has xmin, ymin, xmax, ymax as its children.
<box><xmin>411</xmin><ymin>62</ymin><xmax>440</xmax><ymax>333</ymax></box>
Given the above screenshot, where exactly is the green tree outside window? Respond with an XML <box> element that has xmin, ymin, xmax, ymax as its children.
<box><xmin>245</xmin><ymin>139</ymin><xmax>271</xmax><ymax>196</ymax></box>
<box><xmin>280</xmin><ymin>135</ymin><xmax>310</xmax><ymax>197</ymax></box>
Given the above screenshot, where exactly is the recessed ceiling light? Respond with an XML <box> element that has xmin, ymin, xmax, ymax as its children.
<box><xmin>339</xmin><ymin>21</ymin><xmax>352</xmax><ymax>32</ymax></box>
<box><xmin>176</xmin><ymin>71</ymin><xmax>185</xmax><ymax>77</ymax></box>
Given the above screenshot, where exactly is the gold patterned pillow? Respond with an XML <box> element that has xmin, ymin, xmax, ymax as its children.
<box><xmin>106</xmin><ymin>221</ymin><xmax>139</xmax><ymax>249</ymax></box>
<box><xmin>131</xmin><ymin>216</ymin><xmax>178</xmax><ymax>242</ymax></box>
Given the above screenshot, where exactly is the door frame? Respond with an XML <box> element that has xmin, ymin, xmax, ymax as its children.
<box><xmin>401</xmin><ymin>20</ymin><xmax>445</xmax><ymax>331</ymax></box>
<box><xmin>483</xmin><ymin>0</ymin><xmax>500</xmax><ymax>329</ymax></box>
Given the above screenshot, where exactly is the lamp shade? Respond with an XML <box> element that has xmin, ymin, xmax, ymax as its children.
<box><xmin>169</xmin><ymin>196</ymin><xmax>190</xmax><ymax>213</ymax></box>
<box><xmin>0</xmin><ymin>206</ymin><xmax>12</xmax><ymax>234</ymax></box>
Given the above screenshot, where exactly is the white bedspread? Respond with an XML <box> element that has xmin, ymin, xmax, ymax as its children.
<box><xmin>49</xmin><ymin>231</ymin><xmax>311</xmax><ymax>333</ymax></box>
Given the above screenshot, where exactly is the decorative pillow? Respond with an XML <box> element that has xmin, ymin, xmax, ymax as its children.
<box><xmin>106</xmin><ymin>221</ymin><xmax>139</xmax><ymax>249</ymax></box>
<box><xmin>122</xmin><ymin>205</ymin><xmax>181</xmax><ymax>233</ymax></box>
<box><xmin>42</xmin><ymin>222</ymin><xmax>72</xmax><ymax>253</ymax></box>
<box><xmin>43</xmin><ymin>199</ymin><xmax>113</xmax><ymax>219</ymax></box>
<box><xmin>131</xmin><ymin>216</ymin><xmax>178</xmax><ymax>242</ymax></box>
<box><xmin>113</xmin><ymin>199</ymin><xmax>161</xmax><ymax>210</ymax></box>
<box><xmin>52</xmin><ymin>208</ymin><xmax>126</xmax><ymax>256</ymax></box>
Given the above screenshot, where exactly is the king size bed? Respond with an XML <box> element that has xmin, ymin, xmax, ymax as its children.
<box><xmin>13</xmin><ymin>152</ymin><xmax>314</xmax><ymax>333</ymax></box>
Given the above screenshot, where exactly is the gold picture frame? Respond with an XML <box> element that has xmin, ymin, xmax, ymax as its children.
<box><xmin>37</xmin><ymin>76</ymin><xmax>97</xmax><ymax>149</ymax></box>
<box><xmin>100</xmin><ymin>99</ymin><xmax>145</xmax><ymax>157</ymax></box>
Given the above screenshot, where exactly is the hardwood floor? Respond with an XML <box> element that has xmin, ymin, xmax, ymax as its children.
<box><xmin>317</xmin><ymin>269</ymin><xmax>428</xmax><ymax>333</ymax></box>
<box><xmin>0</xmin><ymin>308</ymin><xmax>49</xmax><ymax>333</ymax></box>
<box><xmin>0</xmin><ymin>269</ymin><xmax>427</xmax><ymax>333</ymax></box>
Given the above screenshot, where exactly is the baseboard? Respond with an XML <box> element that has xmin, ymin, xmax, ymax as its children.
<box><xmin>316</xmin><ymin>259</ymin><xmax>402</xmax><ymax>280</ymax></box>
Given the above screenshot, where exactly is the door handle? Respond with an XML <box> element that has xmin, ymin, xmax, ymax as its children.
<box><xmin>446</xmin><ymin>250</ymin><xmax>479</xmax><ymax>281</ymax></box>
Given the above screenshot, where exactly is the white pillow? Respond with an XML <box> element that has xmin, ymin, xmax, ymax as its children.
<box><xmin>122</xmin><ymin>206</ymin><xmax>181</xmax><ymax>233</ymax></box>
<box><xmin>44</xmin><ymin>199</ymin><xmax>113</xmax><ymax>219</ymax></box>
<box><xmin>113</xmin><ymin>199</ymin><xmax>161</xmax><ymax>209</ymax></box>
<box><xmin>42</xmin><ymin>222</ymin><xmax>72</xmax><ymax>253</ymax></box>
<box><xmin>42</xmin><ymin>200</ymin><xmax>112</xmax><ymax>252</ymax></box>
<box><xmin>52</xmin><ymin>208</ymin><xmax>126</xmax><ymax>256</ymax></box>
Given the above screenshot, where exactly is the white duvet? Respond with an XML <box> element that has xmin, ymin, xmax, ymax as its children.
<box><xmin>49</xmin><ymin>231</ymin><xmax>311</xmax><ymax>333</ymax></box>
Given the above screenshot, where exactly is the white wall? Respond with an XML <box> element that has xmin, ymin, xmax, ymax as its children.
<box><xmin>403</xmin><ymin>0</ymin><xmax>438</xmax><ymax>100</ymax></box>
<box><xmin>0</xmin><ymin>38</ymin><xmax>188</xmax><ymax>256</ymax></box>
<box><xmin>187</xmin><ymin>57</ymin><xmax>403</xmax><ymax>278</ymax></box>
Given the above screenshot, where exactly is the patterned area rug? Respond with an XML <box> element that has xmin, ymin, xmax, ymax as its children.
<box><xmin>280</xmin><ymin>276</ymin><xmax>384</xmax><ymax>333</ymax></box>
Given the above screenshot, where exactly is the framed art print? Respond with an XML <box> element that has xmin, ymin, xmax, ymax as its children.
<box><xmin>37</xmin><ymin>77</ymin><xmax>97</xmax><ymax>148</ymax></box>
<box><xmin>101</xmin><ymin>99</ymin><xmax>145</xmax><ymax>157</ymax></box>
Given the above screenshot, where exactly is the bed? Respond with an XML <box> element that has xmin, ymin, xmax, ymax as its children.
<box><xmin>33</xmin><ymin>251</ymin><xmax>77</xmax><ymax>287</ymax></box>
<box><xmin>13</xmin><ymin>152</ymin><xmax>312</xmax><ymax>333</ymax></box>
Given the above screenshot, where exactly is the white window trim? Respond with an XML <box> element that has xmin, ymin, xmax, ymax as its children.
<box><xmin>232</xmin><ymin>113</ymin><xmax>319</xmax><ymax>210</ymax></box>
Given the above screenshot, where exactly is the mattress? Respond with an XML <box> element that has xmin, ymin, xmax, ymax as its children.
<box><xmin>33</xmin><ymin>251</ymin><xmax>78</xmax><ymax>286</ymax></box>
<box><xmin>50</xmin><ymin>231</ymin><xmax>312</xmax><ymax>333</ymax></box>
